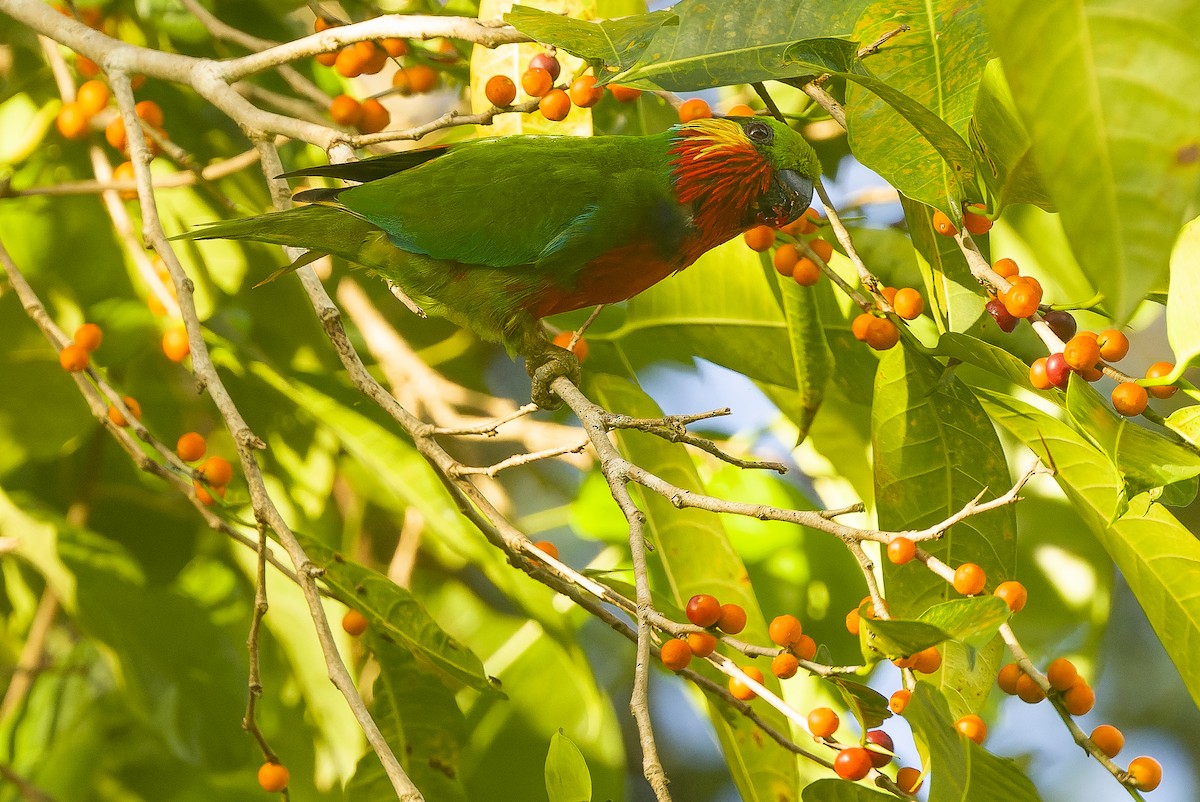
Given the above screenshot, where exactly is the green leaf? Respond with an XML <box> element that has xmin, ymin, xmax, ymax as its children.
<box><xmin>775</xmin><ymin>262</ymin><xmax>833</xmax><ymax>442</ymax></box>
<box><xmin>905</xmin><ymin>683</ymin><xmax>1043</xmax><ymax>801</ymax></box>
<box><xmin>934</xmin><ymin>332</ymin><xmax>1036</xmax><ymax>390</ymax></box>
<box><xmin>545</xmin><ymin>729</ymin><xmax>593</xmax><ymax>802</ymax></box>
<box><xmin>297</xmin><ymin>535</ymin><xmax>495</xmax><ymax>693</ymax></box>
<box><xmin>826</xmin><ymin>677</ymin><xmax>892</xmax><ymax>731</ymax></box>
<box><xmin>843</xmin><ymin>0</ymin><xmax>990</xmax><ymax>211</ymax></box>
<box><xmin>783</xmin><ymin>39</ymin><xmax>977</xmax><ymax>205</ymax></box>
<box><xmin>505</xmin><ymin>6</ymin><xmax>675</xmax><ymax>71</ymax></box>
<box><xmin>917</xmin><ymin>597</ymin><xmax>1011</xmax><ymax>651</ymax></box>
<box><xmin>1166</xmin><ymin>406</ymin><xmax>1200</xmax><ymax>449</ymax></box>
<box><xmin>976</xmin><ymin>388</ymin><xmax>1200</xmax><ymax>708</ymax></box>
<box><xmin>860</xmin><ymin>616</ymin><xmax>948</xmax><ymax>660</ymax></box>
<box><xmin>1168</xmin><ymin>215</ymin><xmax>1200</xmax><ymax>370</ymax></box>
<box><xmin>969</xmin><ymin>60</ymin><xmax>1055</xmax><ymax>212</ymax></box>
<box><xmin>802</xmin><ymin>778</ymin><xmax>898</xmax><ymax>801</ymax></box>
<box><xmin>987</xmin><ymin>0</ymin><xmax>1200</xmax><ymax>322</ymax></box>
<box><xmin>902</xmin><ymin>199</ymin><xmax>983</xmax><ymax>334</ymax></box>
<box><xmin>614</xmin><ymin>0</ymin><xmax>867</xmax><ymax>90</ymax></box>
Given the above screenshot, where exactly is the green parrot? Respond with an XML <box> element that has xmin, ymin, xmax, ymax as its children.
<box><xmin>174</xmin><ymin>116</ymin><xmax>821</xmax><ymax>407</ymax></box>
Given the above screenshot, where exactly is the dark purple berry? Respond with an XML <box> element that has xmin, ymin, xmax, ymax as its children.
<box><xmin>529</xmin><ymin>52</ymin><xmax>561</xmax><ymax>81</ymax></box>
<box><xmin>1043</xmin><ymin>310</ymin><xmax>1077</xmax><ymax>342</ymax></box>
<box><xmin>1046</xmin><ymin>352</ymin><xmax>1071</xmax><ymax>389</ymax></box>
<box><xmin>986</xmin><ymin>299</ymin><xmax>1018</xmax><ymax>333</ymax></box>
<box><xmin>865</xmin><ymin>730</ymin><xmax>894</xmax><ymax>768</ymax></box>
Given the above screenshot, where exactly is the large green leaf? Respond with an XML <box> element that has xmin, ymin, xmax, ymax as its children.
<box><xmin>505</xmin><ymin>6</ymin><xmax>675</xmax><ymax>71</ymax></box>
<box><xmin>976</xmin><ymin>389</ymin><xmax>1200</xmax><ymax>708</ymax></box>
<box><xmin>987</xmin><ymin>0</ymin><xmax>1200</xmax><ymax>322</ymax></box>
<box><xmin>614</xmin><ymin>0</ymin><xmax>867</xmax><ymax>90</ymax></box>
<box><xmin>844</xmin><ymin>0</ymin><xmax>990</xmax><ymax>211</ymax></box>
<box><xmin>902</xmin><ymin>198</ymin><xmax>983</xmax><ymax>334</ymax></box>
<box><xmin>969</xmin><ymin>60</ymin><xmax>1055</xmax><ymax>212</ymax></box>
<box><xmin>776</xmin><ymin>262</ymin><xmax>833</xmax><ymax>442</ymax></box>
<box><xmin>588</xmin><ymin>373</ymin><xmax>800</xmax><ymax>802</ymax></box>
<box><xmin>545</xmin><ymin>729</ymin><xmax>593</xmax><ymax>802</ymax></box>
<box><xmin>1167</xmin><ymin>215</ymin><xmax>1200</xmax><ymax>371</ymax></box>
<box><xmin>905</xmin><ymin>683</ymin><xmax>1043</xmax><ymax>801</ymax></box>
<box><xmin>801</xmin><ymin>779</ymin><xmax>897</xmax><ymax>801</ymax></box>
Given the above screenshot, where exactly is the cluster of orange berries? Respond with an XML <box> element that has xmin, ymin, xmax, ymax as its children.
<box><xmin>851</xmin><ymin>284</ymin><xmax>925</xmax><ymax>352</ymax></box>
<box><xmin>744</xmin><ymin>209</ymin><xmax>824</xmax><ymax>282</ymax></box>
<box><xmin>482</xmin><ymin>52</ymin><xmax>640</xmax><ymax>121</ymax></box>
<box><xmin>313</xmin><ymin>18</ymin><xmax>421</xmax><ymax>135</ymax></box>
<box><xmin>806</xmin><ymin>707</ymin><xmax>922</xmax><ymax>789</ymax></box>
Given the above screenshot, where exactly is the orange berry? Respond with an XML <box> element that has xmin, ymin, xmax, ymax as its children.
<box><xmin>953</xmin><ymin>563</ymin><xmax>986</xmax><ymax>595</ymax></box>
<box><xmin>1145</xmin><ymin>361</ymin><xmax>1178</xmax><ymax>398</ymax></box>
<box><xmin>687</xmin><ymin>631</ymin><xmax>718</xmax><ymax>658</ymax></box>
<box><xmin>105</xmin><ymin>115</ymin><xmax>127</xmax><ymax>150</ymax></box>
<box><xmin>134</xmin><ymin>100</ymin><xmax>163</xmax><ymax>128</ymax></box>
<box><xmin>887</xmin><ymin>537</ymin><xmax>916</xmax><ymax>565</ymax></box>
<box><xmin>73</xmin><ymin>323</ymin><xmax>103</xmax><ymax>351</ymax></box>
<box><xmin>686</xmin><ymin>594</ymin><xmax>721</xmax><ymax>627</ymax></box>
<box><xmin>1029</xmin><ymin>357</ymin><xmax>1053</xmax><ymax>390</ymax></box>
<box><xmin>963</xmin><ymin>209</ymin><xmax>992</xmax><ymax>235</ymax></box>
<box><xmin>329</xmin><ymin>94</ymin><xmax>362</xmax><ymax>127</ymax></box>
<box><xmin>807</xmin><ymin>707</ymin><xmax>839</xmax><ymax>738</ymax></box>
<box><xmin>76</xmin><ymin>80</ymin><xmax>110</xmax><ymax>117</ymax></box>
<box><xmin>1063</xmin><ymin>334</ymin><xmax>1101</xmax><ymax>371</ymax></box>
<box><xmin>609</xmin><ymin>84</ymin><xmax>641</xmax><ymax>103</ymax></box>
<box><xmin>1015</xmin><ymin>672</ymin><xmax>1046</xmax><ymax>703</ymax></box>
<box><xmin>380</xmin><ymin>38</ymin><xmax>408</xmax><ymax>57</ymax></box>
<box><xmin>845</xmin><ymin>607</ymin><xmax>861</xmax><ymax>636</ymax></box>
<box><xmin>997</xmin><ymin>663</ymin><xmax>1023</xmax><ymax>695</ymax></box>
<box><xmin>993</xmin><ymin>257</ymin><xmax>1020</xmax><ymax>279</ymax></box>
<box><xmin>892</xmin><ymin>288</ymin><xmax>924</xmax><ymax>320</ymax></box>
<box><xmin>783</xmin><ymin>208</ymin><xmax>821</xmax><ymax>236</ymax></box>
<box><xmin>162</xmin><ymin>326</ymin><xmax>190</xmax><ymax>362</ymax></box>
<box><xmin>313</xmin><ymin>16</ymin><xmax>337</xmax><ymax>32</ymax></box>
<box><xmin>882</xmin><ymin>284</ymin><xmax>899</xmax><ymax>304</ymax></box>
<box><xmin>728</xmin><ymin>666</ymin><xmax>763</xmax><ymax>701</ymax></box>
<box><xmin>112</xmin><ymin>161</ymin><xmax>137</xmax><ymax>200</ymax></box>
<box><xmin>76</xmin><ymin>55</ymin><xmax>101</xmax><ymax>78</ymax></box>
<box><xmin>551</xmin><ymin>330</ymin><xmax>589</xmax><ymax>361</ymax></box>
<box><xmin>889</xmin><ymin>689</ymin><xmax>911</xmax><ymax>715</ymax></box>
<box><xmin>743</xmin><ymin>225</ymin><xmax>775</xmax><ymax>252</ymax></box>
<box><xmin>851</xmin><ymin>313</ymin><xmax>875</xmax><ymax>342</ymax></box>
<box><xmin>678</xmin><ymin>98</ymin><xmax>711</xmax><ymax>123</ymax></box>
<box><xmin>834</xmin><ymin>747</ymin><xmax>873</xmax><ymax>781</ymax></box>
<box><xmin>1112</xmin><ymin>382</ymin><xmax>1148</xmax><ymax>417</ymax></box>
<box><xmin>1062</xmin><ymin>680</ymin><xmax>1096</xmax><ymax>715</ymax></box>
<box><xmin>807</xmin><ymin>238</ymin><xmax>834</xmax><ymax>263</ymax></box>
<box><xmin>932</xmin><ymin>209</ymin><xmax>957</xmax><ymax>236</ymax></box>
<box><xmin>1090</xmin><ymin>724</ymin><xmax>1124</xmax><ymax>759</ymax></box>
<box><xmin>107</xmin><ymin>396</ymin><xmax>141</xmax><ymax>427</ymax></box>
<box><xmin>176</xmin><ymin>432</ymin><xmax>207</xmax><ymax>462</ymax></box>
<box><xmin>725</xmin><ymin>103</ymin><xmax>755</xmax><ymax>117</ymax></box>
<box><xmin>57</xmin><ymin>102</ymin><xmax>91</xmax><ymax>139</ymax></box>
<box><xmin>257</xmin><ymin>762</ymin><xmax>290</xmax><ymax>793</ymax></box>
<box><xmin>531</xmin><ymin>540</ymin><xmax>559</xmax><ymax>560</ymax></box>
<box><xmin>568</xmin><ymin>75</ymin><xmax>604</xmax><ymax>108</ymax></box>
<box><xmin>955</xmin><ymin>714</ymin><xmax>987</xmax><ymax>744</ymax></box>
<box><xmin>356</xmin><ymin>99</ymin><xmax>390</xmax><ymax>134</ymax></box>
<box><xmin>792</xmin><ymin>634</ymin><xmax>816</xmax><ymax>661</ymax></box>
<box><xmin>792</xmin><ymin>257</ymin><xmax>820</xmax><ymax>286</ymax></box>
<box><xmin>1127</xmin><ymin>756</ymin><xmax>1162</xmax><ymax>792</ymax></box>
<box><xmin>912</xmin><ymin>646</ymin><xmax>942</xmax><ymax>675</ymax></box>
<box><xmin>716</xmin><ymin>603</ymin><xmax>747</xmax><ymax>634</ymax></box>
<box><xmin>773</xmin><ymin>243</ymin><xmax>800</xmax><ymax>277</ymax></box>
<box><xmin>315</xmin><ymin>50</ymin><xmax>338</xmax><ymax>66</ymax></box>
<box><xmin>406</xmin><ymin>64</ymin><xmax>439</xmax><ymax>94</ymax></box>
<box><xmin>538</xmin><ymin>89</ymin><xmax>571</xmax><ymax>121</ymax></box>
<box><xmin>1000</xmin><ymin>281</ymin><xmax>1041</xmax><ymax>319</ymax></box>
<box><xmin>200</xmin><ymin>456</ymin><xmax>234</xmax><ymax>488</ymax></box>
<box><xmin>485</xmin><ymin>75</ymin><xmax>516</xmax><ymax>107</ymax></box>
<box><xmin>1081</xmin><ymin>366</ymin><xmax>1104</xmax><ymax>382</ymax></box>
<box><xmin>1097</xmin><ymin>329</ymin><xmax>1130</xmax><ymax>362</ymax></box>
<box><xmin>768</xmin><ymin>614</ymin><xmax>803</xmax><ymax>647</ymax></box>
<box><xmin>521</xmin><ymin>67</ymin><xmax>553</xmax><ymax>98</ymax></box>
<box><xmin>194</xmin><ymin>480</ymin><xmax>224</xmax><ymax>505</ymax></box>
<box><xmin>994</xmin><ymin>580</ymin><xmax>1028</xmax><ymax>613</ymax></box>
<box><xmin>341</xmin><ymin>608</ymin><xmax>368</xmax><ymax>636</ymax></box>
<box><xmin>58</xmin><ymin>343</ymin><xmax>90</xmax><ymax>372</ymax></box>
<box><xmin>865</xmin><ymin>317</ymin><xmax>900</xmax><ymax>351</ymax></box>
<box><xmin>892</xmin><ymin>653</ymin><xmax>917</xmax><ymax>670</ymax></box>
<box><xmin>362</xmin><ymin>44</ymin><xmax>390</xmax><ymax>76</ymax></box>
<box><xmin>896</xmin><ymin>765</ymin><xmax>923</xmax><ymax>793</ymax></box>
<box><xmin>335</xmin><ymin>45</ymin><xmax>368</xmax><ymax>77</ymax></box>
<box><xmin>771</xmin><ymin>652</ymin><xmax>799</xmax><ymax>679</ymax></box>
<box><xmin>660</xmin><ymin>638</ymin><xmax>692</xmax><ymax>671</ymax></box>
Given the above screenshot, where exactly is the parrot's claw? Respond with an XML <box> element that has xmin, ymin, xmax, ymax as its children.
<box><xmin>527</xmin><ymin>346</ymin><xmax>582</xmax><ymax>410</ymax></box>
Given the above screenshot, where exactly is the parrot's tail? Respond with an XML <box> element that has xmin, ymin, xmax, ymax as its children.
<box><xmin>171</xmin><ymin>204</ymin><xmax>387</xmax><ymax>285</ymax></box>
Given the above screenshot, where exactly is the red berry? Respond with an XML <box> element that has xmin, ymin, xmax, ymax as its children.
<box><xmin>686</xmin><ymin>594</ymin><xmax>721</xmax><ymax>627</ymax></box>
<box><xmin>771</xmin><ymin>652</ymin><xmax>799</xmax><ymax>679</ymax></box>
<box><xmin>1045</xmin><ymin>352</ymin><xmax>1071</xmax><ymax>389</ymax></box>
<box><xmin>687</xmin><ymin>631</ymin><xmax>718</xmax><ymax>657</ymax></box>
<box><xmin>986</xmin><ymin>298</ymin><xmax>1018</xmax><ymax>332</ymax></box>
<box><xmin>1112</xmin><ymin>382</ymin><xmax>1149</xmax><ymax>417</ymax></box>
<box><xmin>1043</xmin><ymin>310</ymin><xmax>1077</xmax><ymax>341</ymax></box>
<box><xmin>833</xmin><ymin>747</ymin><xmax>873</xmax><ymax>781</ymax></box>
<box><xmin>678</xmin><ymin>98</ymin><xmax>711</xmax><ymax>123</ymax></box>
<box><xmin>865</xmin><ymin>729</ymin><xmax>894</xmax><ymax>767</ymax></box>
<box><xmin>568</xmin><ymin>75</ymin><xmax>604</xmax><ymax>108</ymax></box>
<box><xmin>528</xmin><ymin>52</ymin><xmax>561</xmax><ymax>80</ymax></box>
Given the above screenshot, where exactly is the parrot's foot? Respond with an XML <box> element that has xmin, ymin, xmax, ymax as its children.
<box><xmin>526</xmin><ymin>346</ymin><xmax>582</xmax><ymax>410</ymax></box>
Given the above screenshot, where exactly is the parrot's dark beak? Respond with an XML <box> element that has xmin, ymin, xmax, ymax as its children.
<box><xmin>760</xmin><ymin>169</ymin><xmax>814</xmax><ymax>227</ymax></box>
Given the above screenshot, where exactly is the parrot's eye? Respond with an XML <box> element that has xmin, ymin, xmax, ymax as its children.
<box><xmin>746</xmin><ymin>121</ymin><xmax>772</xmax><ymax>144</ymax></box>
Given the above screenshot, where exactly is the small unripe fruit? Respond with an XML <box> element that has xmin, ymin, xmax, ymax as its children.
<box><xmin>994</xmin><ymin>580</ymin><xmax>1028</xmax><ymax>612</ymax></box>
<box><xmin>1015</xmin><ymin>672</ymin><xmax>1046</xmax><ymax>703</ymax></box>
<box><xmin>660</xmin><ymin>638</ymin><xmax>692</xmax><ymax>671</ymax></box>
<box><xmin>912</xmin><ymin>646</ymin><xmax>942</xmax><ymax>674</ymax></box>
<box><xmin>1097</xmin><ymin>329</ymin><xmax>1130</xmax><ymax>362</ymax></box>
<box><xmin>200</xmin><ymin>456</ymin><xmax>234</xmax><ymax>488</ymax></box>
<box><xmin>807</xmin><ymin>707</ymin><xmax>839</xmax><ymax>738</ymax></box>
<box><xmin>889</xmin><ymin>689</ymin><xmax>911</xmax><ymax>714</ymax></box>
<box><xmin>521</xmin><ymin>67</ymin><xmax>553</xmax><ymax>97</ymax></box>
<box><xmin>887</xmin><ymin>536</ymin><xmax>916</xmax><ymax>565</ymax></box>
<box><xmin>931</xmin><ymin>209</ymin><xmax>957</xmax><ymax>236</ymax></box>
<box><xmin>955</xmin><ymin>714</ymin><xmax>987</xmax><ymax>744</ymax></box>
<box><xmin>728</xmin><ymin>666</ymin><xmax>763</xmax><ymax>701</ymax></box>
<box><xmin>1145</xmin><ymin>362</ymin><xmax>1178</xmax><ymax>398</ymax></box>
<box><xmin>768</xmin><ymin>614</ymin><xmax>803</xmax><ymax>647</ymax></box>
<box><xmin>528</xmin><ymin>52</ymin><xmax>561</xmax><ymax>80</ymax></box>
<box><xmin>342</xmin><ymin>608</ymin><xmax>368</xmax><ymax>636</ymax></box>
<box><xmin>1112</xmin><ymin>382</ymin><xmax>1148</xmax><ymax>417</ymax></box>
<box><xmin>162</xmin><ymin>326</ymin><xmax>190</xmax><ymax>362</ymax></box>
<box><xmin>59</xmin><ymin>344</ymin><xmax>90</xmax><ymax>372</ymax></box>
<box><xmin>1062</xmin><ymin>680</ymin><xmax>1095</xmax><ymax>715</ymax></box>
<box><xmin>1043</xmin><ymin>310</ymin><xmax>1077</xmax><ymax>342</ymax></box>
<box><xmin>678</xmin><ymin>98</ymin><xmax>712</xmax><ymax>123</ymax></box>
<box><xmin>953</xmin><ymin>562</ymin><xmax>986</xmax><ymax>595</ymax></box>
<box><xmin>686</xmin><ymin>594</ymin><xmax>722</xmax><ymax>627</ymax></box>
<box><xmin>1127</xmin><ymin>756</ymin><xmax>1162</xmax><ymax>791</ymax></box>
<box><xmin>834</xmin><ymin>747</ymin><xmax>873</xmax><ymax>781</ymax></box>
<box><xmin>743</xmin><ymin>225</ymin><xmax>774</xmax><ymax>251</ymax></box>
<box><xmin>531</xmin><ymin>540</ymin><xmax>559</xmax><ymax>560</ymax></box>
<box><xmin>107</xmin><ymin>396</ymin><xmax>141</xmax><ymax>427</ymax></box>
<box><xmin>716</xmin><ymin>603</ymin><xmax>747</xmax><ymax>634</ymax></box>
<box><xmin>257</xmin><ymin>762</ymin><xmax>290</xmax><ymax>792</ymax></box>
<box><xmin>568</xmin><ymin>75</ymin><xmax>604</xmax><ymax>108</ymax></box>
<box><xmin>687</xmin><ymin>631</ymin><xmax>718</xmax><ymax>657</ymax></box>
<box><xmin>1090</xmin><ymin>724</ymin><xmax>1124</xmax><ymax>758</ymax></box>
<box><xmin>892</xmin><ymin>288</ymin><xmax>924</xmax><ymax>320</ymax></box>
<box><xmin>986</xmin><ymin>298</ymin><xmax>1018</xmax><ymax>333</ymax></box>
<box><xmin>896</xmin><ymin>766</ymin><xmax>923</xmax><ymax>793</ymax></box>
<box><xmin>176</xmin><ymin>432</ymin><xmax>207</xmax><ymax>462</ymax></box>
<box><xmin>771</xmin><ymin>652</ymin><xmax>799</xmax><ymax>679</ymax></box>
<box><xmin>865</xmin><ymin>730</ymin><xmax>894</xmax><ymax>768</ymax></box>
<box><xmin>538</xmin><ymin>89</ymin><xmax>571</xmax><ymax>121</ymax></box>
<box><xmin>485</xmin><ymin>75</ymin><xmax>516</xmax><ymax>107</ymax></box>
<box><xmin>73</xmin><ymin>323</ymin><xmax>103</xmax><ymax>351</ymax></box>
<box><xmin>997</xmin><ymin>663</ymin><xmax>1022</xmax><ymax>695</ymax></box>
